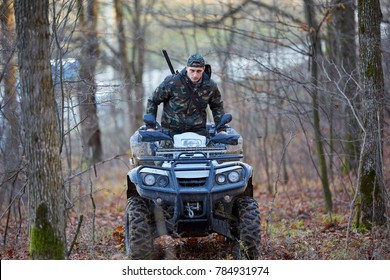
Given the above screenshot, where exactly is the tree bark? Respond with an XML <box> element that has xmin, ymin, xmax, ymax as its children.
<box><xmin>14</xmin><ymin>0</ymin><xmax>65</xmax><ymax>259</ymax></box>
<box><xmin>77</xmin><ymin>0</ymin><xmax>102</xmax><ymax>164</ymax></box>
<box><xmin>356</xmin><ymin>0</ymin><xmax>387</xmax><ymax>227</ymax></box>
<box><xmin>304</xmin><ymin>0</ymin><xmax>333</xmax><ymax>212</ymax></box>
<box><xmin>113</xmin><ymin>0</ymin><xmax>132</xmax><ymax>142</ymax></box>
<box><xmin>327</xmin><ymin>0</ymin><xmax>360</xmax><ymax>173</ymax></box>
<box><xmin>0</xmin><ymin>0</ymin><xmax>21</xmax><ymax>213</ymax></box>
<box><xmin>130</xmin><ymin>0</ymin><xmax>147</xmax><ymax>131</ymax></box>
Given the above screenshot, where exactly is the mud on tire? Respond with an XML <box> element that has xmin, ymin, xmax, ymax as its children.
<box><xmin>125</xmin><ymin>197</ymin><xmax>154</xmax><ymax>259</ymax></box>
<box><xmin>232</xmin><ymin>197</ymin><xmax>261</xmax><ymax>259</ymax></box>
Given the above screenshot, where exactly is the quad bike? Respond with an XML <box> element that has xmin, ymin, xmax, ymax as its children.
<box><xmin>125</xmin><ymin>113</ymin><xmax>261</xmax><ymax>259</ymax></box>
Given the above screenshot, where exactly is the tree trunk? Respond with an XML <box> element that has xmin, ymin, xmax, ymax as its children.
<box><xmin>130</xmin><ymin>0</ymin><xmax>147</xmax><ymax>131</ymax></box>
<box><xmin>114</xmin><ymin>0</ymin><xmax>132</xmax><ymax>138</ymax></box>
<box><xmin>304</xmin><ymin>0</ymin><xmax>333</xmax><ymax>212</ymax></box>
<box><xmin>0</xmin><ymin>0</ymin><xmax>21</xmax><ymax>213</ymax></box>
<box><xmin>327</xmin><ymin>0</ymin><xmax>360</xmax><ymax>173</ymax></box>
<box><xmin>77</xmin><ymin>0</ymin><xmax>102</xmax><ymax>164</ymax></box>
<box><xmin>14</xmin><ymin>0</ymin><xmax>65</xmax><ymax>259</ymax></box>
<box><xmin>356</xmin><ymin>0</ymin><xmax>386</xmax><ymax>228</ymax></box>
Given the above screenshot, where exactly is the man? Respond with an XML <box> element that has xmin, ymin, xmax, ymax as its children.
<box><xmin>145</xmin><ymin>54</ymin><xmax>226</xmax><ymax>135</ymax></box>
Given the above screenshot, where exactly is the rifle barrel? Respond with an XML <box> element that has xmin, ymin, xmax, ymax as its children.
<box><xmin>162</xmin><ymin>49</ymin><xmax>175</xmax><ymax>74</ymax></box>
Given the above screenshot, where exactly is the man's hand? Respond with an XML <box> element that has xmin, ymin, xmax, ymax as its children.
<box><xmin>217</xmin><ymin>131</ymin><xmax>227</xmax><ymax>134</ymax></box>
<box><xmin>146</xmin><ymin>128</ymin><xmax>156</xmax><ymax>132</ymax></box>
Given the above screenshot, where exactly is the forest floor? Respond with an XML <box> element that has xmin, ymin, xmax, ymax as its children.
<box><xmin>1</xmin><ymin>158</ymin><xmax>389</xmax><ymax>260</ymax></box>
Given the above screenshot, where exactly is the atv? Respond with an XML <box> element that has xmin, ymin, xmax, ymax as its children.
<box><xmin>125</xmin><ymin>113</ymin><xmax>261</xmax><ymax>259</ymax></box>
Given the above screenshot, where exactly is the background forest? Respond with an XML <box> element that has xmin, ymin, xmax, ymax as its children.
<box><xmin>0</xmin><ymin>0</ymin><xmax>389</xmax><ymax>260</ymax></box>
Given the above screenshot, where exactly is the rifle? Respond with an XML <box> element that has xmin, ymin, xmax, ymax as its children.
<box><xmin>162</xmin><ymin>49</ymin><xmax>177</xmax><ymax>74</ymax></box>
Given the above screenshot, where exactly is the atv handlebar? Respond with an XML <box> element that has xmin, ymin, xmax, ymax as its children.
<box><xmin>140</xmin><ymin>113</ymin><xmax>239</xmax><ymax>145</ymax></box>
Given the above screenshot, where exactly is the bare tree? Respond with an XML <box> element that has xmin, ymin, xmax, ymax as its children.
<box><xmin>304</xmin><ymin>0</ymin><xmax>332</xmax><ymax>212</ymax></box>
<box><xmin>326</xmin><ymin>0</ymin><xmax>359</xmax><ymax>174</ymax></box>
<box><xmin>355</xmin><ymin>0</ymin><xmax>387</xmax><ymax>228</ymax></box>
<box><xmin>129</xmin><ymin>0</ymin><xmax>150</xmax><ymax>131</ymax></box>
<box><xmin>0</xmin><ymin>0</ymin><xmax>21</xmax><ymax>218</ymax></box>
<box><xmin>14</xmin><ymin>0</ymin><xmax>65</xmax><ymax>259</ymax></box>
<box><xmin>77</xmin><ymin>0</ymin><xmax>102</xmax><ymax>164</ymax></box>
<box><xmin>102</xmin><ymin>0</ymin><xmax>155</xmax><ymax>146</ymax></box>
<box><xmin>113</xmin><ymin>0</ymin><xmax>133</xmax><ymax>142</ymax></box>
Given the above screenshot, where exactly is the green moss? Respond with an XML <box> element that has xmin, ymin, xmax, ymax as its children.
<box><xmin>321</xmin><ymin>213</ymin><xmax>343</xmax><ymax>225</ymax></box>
<box><xmin>30</xmin><ymin>203</ymin><xmax>64</xmax><ymax>259</ymax></box>
<box><xmin>365</xmin><ymin>62</ymin><xmax>375</xmax><ymax>78</ymax></box>
<box><xmin>360</xmin><ymin>169</ymin><xmax>376</xmax><ymax>205</ymax></box>
<box><xmin>291</xmin><ymin>219</ymin><xmax>305</xmax><ymax>230</ymax></box>
<box><xmin>352</xmin><ymin>220</ymin><xmax>369</xmax><ymax>233</ymax></box>
<box><xmin>267</xmin><ymin>219</ymin><xmax>309</xmax><ymax>238</ymax></box>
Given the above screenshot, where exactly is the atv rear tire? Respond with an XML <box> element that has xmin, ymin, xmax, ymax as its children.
<box><xmin>232</xmin><ymin>197</ymin><xmax>261</xmax><ymax>259</ymax></box>
<box><xmin>125</xmin><ymin>197</ymin><xmax>154</xmax><ymax>259</ymax></box>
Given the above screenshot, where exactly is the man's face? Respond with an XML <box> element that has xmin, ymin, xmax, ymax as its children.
<box><xmin>186</xmin><ymin>66</ymin><xmax>205</xmax><ymax>83</ymax></box>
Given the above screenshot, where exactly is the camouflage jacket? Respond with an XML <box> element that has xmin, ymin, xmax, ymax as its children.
<box><xmin>146</xmin><ymin>68</ymin><xmax>225</xmax><ymax>134</ymax></box>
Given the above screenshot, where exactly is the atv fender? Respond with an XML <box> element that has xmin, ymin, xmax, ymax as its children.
<box><xmin>127</xmin><ymin>175</ymin><xmax>138</xmax><ymax>198</ymax></box>
<box><xmin>240</xmin><ymin>176</ymin><xmax>253</xmax><ymax>197</ymax></box>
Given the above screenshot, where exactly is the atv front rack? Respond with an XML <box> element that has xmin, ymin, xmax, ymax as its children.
<box><xmin>138</xmin><ymin>147</ymin><xmax>243</xmax><ymax>162</ymax></box>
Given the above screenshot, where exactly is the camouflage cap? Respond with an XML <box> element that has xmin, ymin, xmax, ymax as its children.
<box><xmin>187</xmin><ymin>54</ymin><xmax>205</xmax><ymax>67</ymax></box>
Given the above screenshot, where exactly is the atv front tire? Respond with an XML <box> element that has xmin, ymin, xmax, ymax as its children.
<box><xmin>232</xmin><ymin>197</ymin><xmax>261</xmax><ymax>259</ymax></box>
<box><xmin>125</xmin><ymin>197</ymin><xmax>154</xmax><ymax>259</ymax></box>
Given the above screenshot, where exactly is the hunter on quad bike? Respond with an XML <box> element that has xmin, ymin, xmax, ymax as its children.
<box><xmin>124</xmin><ymin>113</ymin><xmax>261</xmax><ymax>259</ymax></box>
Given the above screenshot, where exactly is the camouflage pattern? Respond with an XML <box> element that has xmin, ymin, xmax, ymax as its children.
<box><xmin>146</xmin><ymin>68</ymin><xmax>225</xmax><ymax>134</ymax></box>
<box><xmin>225</xmin><ymin>127</ymin><xmax>243</xmax><ymax>154</ymax></box>
<box><xmin>129</xmin><ymin>130</ymin><xmax>155</xmax><ymax>166</ymax></box>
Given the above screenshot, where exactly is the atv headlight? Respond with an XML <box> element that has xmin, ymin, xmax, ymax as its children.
<box><xmin>215</xmin><ymin>174</ymin><xmax>227</xmax><ymax>185</ymax></box>
<box><xmin>182</xmin><ymin>139</ymin><xmax>203</xmax><ymax>147</ymax></box>
<box><xmin>143</xmin><ymin>174</ymin><xmax>156</xmax><ymax>186</ymax></box>
<box><xmin>227</xmin><ymin>170</ymin><xmax>240</xmax><ymax>183</ymax></box>
<box><xmin>157</xmin><ymin>176</ymin><xmax>169</xmax><ymax>188</ymax></box>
